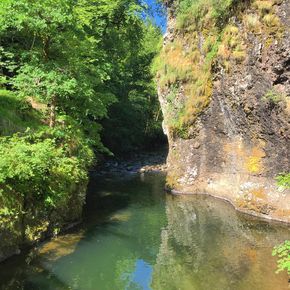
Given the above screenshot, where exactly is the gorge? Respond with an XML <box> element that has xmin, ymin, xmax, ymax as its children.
<box><xmin>0</xmin><ymin>0</ymin><xmax>289</xmax><ymax>289</ymax></box>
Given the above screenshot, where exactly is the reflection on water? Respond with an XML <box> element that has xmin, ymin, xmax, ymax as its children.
<box><xmin>0</xmin><ymin>173</ymin><xmax>289</xmax><ymax>290</ymax></box>
<box><xmin>152</xmin><ymin>195</ymin><xmax>290</xmax><ymax>290</ymax></box>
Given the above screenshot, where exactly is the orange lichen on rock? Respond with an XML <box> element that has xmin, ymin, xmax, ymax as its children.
<box><xmin>224</xmin><ymin>140</ymin><xmax>245</xmax><ymax>157</ymax></box>
<box><xmin>245</xmin><ymin>146</ymin><xmax>266</xmax><ymax>174</ymax></box>
<box><xmin>223</xmin><ymin>140</ymin><xmax>266</xmax><ymax>174</ymax></box>
<box><xmin>250</xmin><ymin>187</ymin><xmax>266</xmax><ymax>200</ymax></box>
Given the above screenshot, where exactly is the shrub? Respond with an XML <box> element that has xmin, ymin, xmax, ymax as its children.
<box><xmin>276</xmin><ymin>173</ymin><xmax>290</xmax><ymax>189</ymax></box>
<box><xmin>272</xmin><ymin>240</ymin><xmax>290</xmax><ymax>275</ymax></box>
<box><xmin>263</xmin><ymin>89</ymin><xmax>286</xmax><ymax>103</ymax></box>
<box><xmin>0</xmin><ymin>126</ymin><xmax>94</xmax><ymax>209</ymax></box>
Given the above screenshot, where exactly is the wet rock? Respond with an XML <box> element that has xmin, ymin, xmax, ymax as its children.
<box><xmin>95</xmin><ymin>149</ymin><xmax>168</xmax><ymax>176</ymax></box>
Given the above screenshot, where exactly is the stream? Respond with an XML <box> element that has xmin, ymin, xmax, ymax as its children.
<box><xmin>0</xmin><ymin>172</ymin><xmax>289</xmax><ymax>290</ymax></box>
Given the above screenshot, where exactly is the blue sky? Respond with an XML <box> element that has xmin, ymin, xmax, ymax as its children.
<box><xmin>143</xmin><ymin>0</ymin><xmax>167</xmax><ymax>32</ymax></box>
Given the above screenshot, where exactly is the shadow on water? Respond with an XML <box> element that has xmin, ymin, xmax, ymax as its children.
<box><xmin>0</xmin><ymin>173</ymin><xmax>289</xmax><ymax>290</ymax></box>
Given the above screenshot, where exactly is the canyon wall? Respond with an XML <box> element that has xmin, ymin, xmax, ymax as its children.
<box><xmin>157</xmin><ymin>0</ymin><xmax>290</xmax><ymax>222</ymax></box>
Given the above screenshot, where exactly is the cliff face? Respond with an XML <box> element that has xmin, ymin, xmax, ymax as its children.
<box><xmin>157</xmin><ymin>0</ymin><xmax>290</xmax><ymax>222</ymax></box>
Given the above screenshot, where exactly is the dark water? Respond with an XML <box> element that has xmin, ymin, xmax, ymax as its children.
<box><xmin>0</xmin><ymin>173</ymin><xmax>289</xmax><ymax>290</ymax></box>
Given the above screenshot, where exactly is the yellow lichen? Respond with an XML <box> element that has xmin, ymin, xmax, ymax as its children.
<box><xmin>245</xmin><ymin>146</ymin><xmax>265</xmax><ymax>174</ymax></box>
<box><xmin>224</xmin><ymin>140</ymin><xmax>266</xmax><ymax>175</ymax></box>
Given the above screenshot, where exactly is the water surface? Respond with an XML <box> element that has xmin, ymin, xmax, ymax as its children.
<box><xmin>0</xmin><ymin>173</ymin><xmax>289</xmax><ymax>290</ymax></box>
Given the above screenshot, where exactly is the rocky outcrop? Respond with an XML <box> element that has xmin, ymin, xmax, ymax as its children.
<box><xmin>0</xmin><ymin>182</ymin><xmax>87</xmax><ymax>262</ymax></box>
<box><xmin>158</xmin><ymin>0</ymin><xmax>290</xmax><ymax>222</ymax></box>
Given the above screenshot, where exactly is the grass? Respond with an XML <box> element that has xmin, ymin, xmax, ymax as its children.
<box><xmin>218</xmin><ymin>24</ymin><xmax>246</xmax><ymax>65</ymax></box>
<box><xmin>154</xmin><ymin>1</ymin><xmax>239</xmax><ymax>135</ymax></box>
<box><xmin>244</xmin><ymin>14</ymin><xmax>260</xmax><ymax>31</ymax></box>
<box><xmin>262</xmin><ymin>89</ymin><xmax>287</xmax><ymax>103</ymax></box>
<box><xmin>0</xmin><ymin>89</ymin><xmax>43</xmax><ymax>136</ymax></box>
<box><xmin>254</xmin><ymin>0</ymin><xmax>273</xmax><ymax>15</ymax></box>
<box><xmin>263</xmin><ymin>13</ymin><xmax>280</xmax><ymax>27</ymax></box>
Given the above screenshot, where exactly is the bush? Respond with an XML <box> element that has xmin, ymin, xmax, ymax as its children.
<box><xmin>263</xmin><ymin>89</ymin><xmax>286</xmax><ymax>103</ymax></box>
<box><xmin>276</xmin><ymin>173</ymin><xmax>290</xmax><ymax>189</ymax></box>
<box><xmin>0</xmin><ymin>126</ymin><xmax>94</xmax><ymax>209</ymax></box>
<box><xmin>272</xmin><ymin>240</ymin><xmax>290</xmax><ymax>275</ymax></box>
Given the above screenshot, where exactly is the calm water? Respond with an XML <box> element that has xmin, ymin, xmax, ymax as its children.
<box><xmin>0</xmin><ymin>173</ymin><xmax>289</xmax><ymax>290</ymax></box>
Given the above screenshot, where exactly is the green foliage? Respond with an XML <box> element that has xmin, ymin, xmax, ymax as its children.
<box><xmin>0</xmin><ymin>90</ymin><xmax>42</xmax><ymax>135</ymax></box>
<box><xmin>176</xmin><ymin>0</ymin><xmax>233</xmax><ymax>31</ymax></box>
<box><xmin>263</xmin><ymin>89</ymin><xmax>286</xmax><ymax>103</ymax></box>
<box><xmin>0</xmin><ymin>0</ymin><xmax>162</xmax><ymax>150</ymax></box>
<box><xmin>272</xmin><ymin>240</ymin><xmax>290</xmax><ymax>275</ymax></box>
<box><xmin>0</xmin><ymin>0</ymin><xmax>163</xmax><ymax>242</ymax></box>
<box><xmin>101</xmin><ymin>21</ymin><xmax>164</xmax><ymax>154</ymax></box>
<box><xmin>0</xmin><ymin>126</ymin><xmax>94</xmax><ymax>208</ymax></box>
<box><xmin>276</xmin><ymin>173</ymin><xmax>290</xmax><ymax>189</ymax></box>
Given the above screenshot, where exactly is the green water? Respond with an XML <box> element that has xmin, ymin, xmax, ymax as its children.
<box><xmin>0</xmin><ymin>173</ymin><xmax>289</xmax><ymax>290</ymax></box>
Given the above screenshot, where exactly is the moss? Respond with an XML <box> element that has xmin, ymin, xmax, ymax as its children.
<box><xmin>276</xmin><ymin>173</ymin><xmax>290</xmax><ymax>189</ymax></box>
<box><xmin>166</xmin><ymin>173</ymin><xmax>178</xmax><ymax>189</ymax></box>
<box><xmin>262</xmin><ymin>89</ymin><xmax>287</xmax><ymax>103</ymax></box>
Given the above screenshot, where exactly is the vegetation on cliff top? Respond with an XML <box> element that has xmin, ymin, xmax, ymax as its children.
<box><xmin>154</xmin><ymin>0</ymin><xmax>284</xmax><ymax>138</ymax></box>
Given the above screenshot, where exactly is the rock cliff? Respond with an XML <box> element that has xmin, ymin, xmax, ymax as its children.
<box><xmin>157</xmin><ymin>0</ymin><xmax>290</xmax><ymax>222</ymax></box>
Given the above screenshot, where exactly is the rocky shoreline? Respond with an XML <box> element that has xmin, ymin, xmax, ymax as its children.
<box><xmin>168</xmin><ymin>188</ymin><xmax>290</xmax><ymax>225</ymax></box>
<box><xmin>94</xmin><ymin>150</ymin><xmax>168</xmax><ymax>176</ymax></box>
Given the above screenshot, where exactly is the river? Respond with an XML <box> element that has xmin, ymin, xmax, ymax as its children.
<box><xmin>0</xmin><ymin>172</ymin><xmax>289</xmax><ymax>290</ymax></box>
